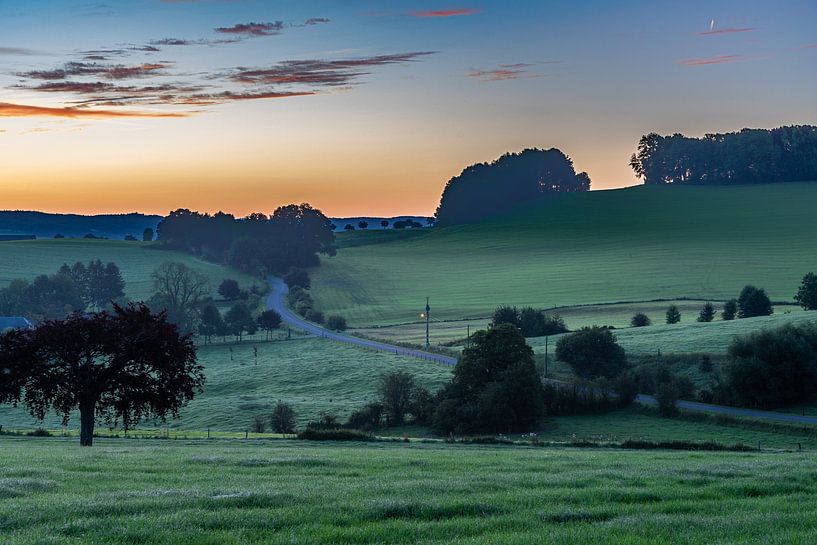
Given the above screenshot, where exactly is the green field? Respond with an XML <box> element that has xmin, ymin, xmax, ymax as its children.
<box><xmin>3</xmin><ymin>438</ymin><xmax>817</xmax><ymax>544</ymax></box>
<box><xmin>310</xmin><ymin>182</ymin><xmax>817</xmax><ymax>327</ymax></box>
<box><xmin>0</xmin><ymin>239</ymin><xmax>259</xmax><ymax>302</ymax></box>
<box><xmin>0</xmin><ymin>336</ymin><xmax>452</xmax><ymax>433</ymax></box>
<box><xmin>526</xmin><ymin>310</ymin><xmax>817</xmax><ymax>356</ymax></box>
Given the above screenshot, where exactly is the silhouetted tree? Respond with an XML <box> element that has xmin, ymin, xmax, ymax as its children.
<box><xmin>795</xmin><ymin>272</ymin><xmax>817</xmax><ymax>310</ymax></box>
<box><xmin>555</xmin><ymin>326</ymin><xmax>627</xmax><ymax>379</ymax></box>
<box><xmin>0</xmin><ymin>304</ymin><xmax>203</xmax><ymax>446</ymax></box>
<box><xmin>380</xmin><ymin>220</ymin><xmax>389</xmax><ymax>228</ymax></box>
<box><xmin>665</xmin><ymin>305</ymin><xmax>681</xmax><ymax>324</ymax></box>
<box><xmin>149</xmin><ymin>262</ymin><xmax>209</xmax><ymax>334</ymax></box>
<box><xmin>631</xmin><ymin>313</ymin><xmax>651</xmax><ymax>327</ymax></box>
<box><xmin>270</xmin><ymin>401</ymin><xmax>296</xmax><ymax>433</ymax></box>
<box><xmin>344</xmin><ymin>224</ymin><xmax>355</xmax><ymax>231</ymax></box>
<box><xmin>697</xmin><ymin>302</ymin><xmax>716</xmax><ymax>323</ymax></box>
<box><xmin>224</xmin><ymin>302</ymin><xmax>256</xmax><ymax>341</ymax></box>
<box><xmin>358</xmin><ymin>221</ymin><xmax>368</xmax><ymax>230</ymax></box>
<box><xmin>432</xmin><ymin>324</ymin><xmax>544</xmax><ymax>434</ymax></box>
<box><xmin>143</xmin><ymin>227</ymin><xmax>154</xmax><ymax>242</ymax></box>
<box><xmin>436</xmin><ymin>148</ymin><xmax>591</xmax><ymax>225</ymax></box>
<box><xmin>218</xmin><ymin>279</ymin><xmax>241</xmax><ymax>300</ymax></box>
<box><xmin>722</xmin><ymin>299</ymin><xmax>738</xmax><ymax>320</ymax></box>
<box><xmin>491</xmin><ymin>305</ymin><xmax>520</xmax><ymax>328</ymax></box>
<box><xmin>125</xmin><ymin>234</ymin><xmax>137</xmax><ymax>241</ymax></box>
<box><xmin>378</xmin><ymin>371</ymin><xmax>416</xmax><ymax>426</ymax></box>
<box><xmin>198</xmin><ymin>303</ymin><xmax>224</xmax><ymax>344</ymax></box>
<box><xmin>737</xmin><ymin>285</ymin><xmax>773</xmax><ymax>318</ymax></box>
<box><xmin>257</xmin><ymin>309</ymin><xmax>282</xmax><ymax>340</ymax></box>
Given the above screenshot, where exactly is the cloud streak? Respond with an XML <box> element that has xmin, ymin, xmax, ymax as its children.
<box><xmin>0</xmin><ymin>102</ymin><xmax>187</xmax><ymax>118</ymax></box>
<box><xmin>679</xmin><ymin>54</ymin><xmax>754</xmax><ymax>66</ymax></box>
<box><xmin>697</xmin><ymin>27</ymin><xmax>756</xmax><ymax>36</ymax></box>
<box><xmin>20</xmin><ymin>62</ymin><xmax>171</xmax><ymax>81</ymax></box>
<box><xmin>409</xmin><ymin>9</ymin><xmax>479</xmax><ymax>18</ymax></box>
<box><xmin>215</xmin><ymin>22</ymin><xmax>285</xmax><ymax>36</ymax></box>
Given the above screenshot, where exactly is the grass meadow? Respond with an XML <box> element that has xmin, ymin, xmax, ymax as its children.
<box><xmin>310</xmin><ymin>182</ymin><xmax>817</xmax><ymax>327</ymax></box>
<box><xmin>3</xmin><ymin>437</ymin><xmax>817</xmax><ymax>544</ymax></box>
<box><xmin>0</xmin><ymin>239</ymin><xmax>259</xmax><ymax>302</ymax></box>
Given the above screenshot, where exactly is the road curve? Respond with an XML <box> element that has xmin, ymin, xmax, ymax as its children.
<box><xmin>266</xmin><ymin>277</ymin><xmax>457</xmax><ymax>366</ymax></box>
<box><xmin>267</xmin><ymin>277</ymin><xmax>817</xmax><ymax>426</ymax></box>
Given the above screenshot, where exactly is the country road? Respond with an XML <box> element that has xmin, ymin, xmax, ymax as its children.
<box><xmin>267</xmin><ymin>276</ymin><xmax>817</xmax><ymax>427</ymax></box>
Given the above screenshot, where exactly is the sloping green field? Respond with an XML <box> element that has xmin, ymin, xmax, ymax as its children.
<box><xmin>0</xmin><ymin>337</ymin><xmax>452</xmax><ymax>433</ymax></box>
<box><xmin>311</xmin><ymin>183</ymin><xmax>817</xmax><ymax>327</ymax></box>
<box><xmin>0</xmin><ymin>239</ymin><xmax>258</xmax><ymax>302</ymax></box>
<box><xmin>3</xmin><ymin>438</ymin><xmax>817</xmax><ymax>545</ymax></box>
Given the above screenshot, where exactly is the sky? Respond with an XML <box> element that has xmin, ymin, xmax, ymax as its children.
<box><xmin>0</xmin><ymin>0</ymin><xmax>815</xmax><ymax>217</ymax></box>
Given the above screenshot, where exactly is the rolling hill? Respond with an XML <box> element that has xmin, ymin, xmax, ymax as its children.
<box><xmin>309</xmin><ymin>182</ymin><xmax>817</xmax><ymax>327</ymax></box>
<box><xmin>0</xmin><ymin>211</ymin><xmax>161</xmax><ymax>240</ymax></box>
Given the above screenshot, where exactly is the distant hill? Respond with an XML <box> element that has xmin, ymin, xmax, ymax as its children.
<box><xmin>0</xmin><ymin>211</ymin><xmax>162</xmax><ymax>240</ymax></box>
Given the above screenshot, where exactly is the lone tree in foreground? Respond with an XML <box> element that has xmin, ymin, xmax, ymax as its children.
<box><xmin>0</xmin><ymin>304</ymin><xmax>204</xmax><ymax>446</ymax></box>
<box><xmin>795</xmin><ymin>272</ymin><xmax>817</xmax><ymax>310</ymax></box>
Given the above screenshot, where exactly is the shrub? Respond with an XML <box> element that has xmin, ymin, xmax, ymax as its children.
<box><xmin>665</xmin><ymin>305</ymin><xmax>681</xmax><ymax>324</ymax></box>
<box><xmin>379</xmin><ymin>371</ymin><xmax>416</xmax><ymax>425</ymax></box>
<box><xmin>283</xmin><ymin>268</ymin><xmax>310</xmax><ymax>290</ymax></box>
<box><xmin>795</xmin><ymin>272</ymin><xmax>817</xmax><ymax>310</ymax></box>
<box><xmin>270</xmin><ymin>401</ymin><xmax>296</xmax><ymax>434</ymax></box>
<box><xmin>326</xmin><ymin>315</ymin><xmax>347</xmax><ymax>331</ymax></box>
<box><xmin>630</xmin><ymin>313</ymin><xmax>651</xmax><ymax>327</ymax></box>
<box><xmin>25</xmin><ymin>428</ymin><xmax>52</xmax><ymax>437</ymax></box>
<box><xmin>306</xmin><ymin>413</ymin><xmax>340</xmax><ymax>430</ymax></box>
<box><xmin>697</xmin><ymin>302</ymin><xmax>716</xmax><ymax>323</ymax></box>
<box><xmin>345</xmin><ymin>402</ymin><xmax>383</xmax><ymax>431</ymax></box>
<box><xmin>491</xmin><ymin>305</ymin><xmax>519</xmax><ymax>328</ymax></box>
<box><xmin>555</xmin><ymin>326</ymin><xmax>627</xmax><ymax>379</ymax></box>
<box><xmin>218</xmin><ymin>279</ymin><xmax>241</xmax><ymax>300</ymax></box>
<box><xmin>737</xmin><ymin>285</ymin><xmax>773</xmax><ymax>318</ymax></box>
<box><xmin>297</xmin><ymin>428</ymin><xmax>373</xmax><ymax>441</ymax></box>
<box><xmin>542</xmin><ymin>382</ymin><xmax>619</xmax><ymax>416</ymax></box>
<box><xmin>305</xmin><ymin>309</ymin><xmax>324</xmax><ymax>324</ymax></box>
<box><xmin>655</xmin><ymin>382</ymin><xmax>679</xmax><ymax>417</ymax></box>
<box><xmin>722</xmin><ymin>299</ymin><xmax>738</xmax><ymax>320</ymax></box>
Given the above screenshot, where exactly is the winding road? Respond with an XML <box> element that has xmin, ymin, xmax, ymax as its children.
<box><xmin>267</xmin><ymin>277</ymin><xmax>817</xmax><ymax>426</ymax></box>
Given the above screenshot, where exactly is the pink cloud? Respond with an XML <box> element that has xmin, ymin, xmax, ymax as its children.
<box><xmin>697</xmin><ymin>27</ymin><xmax>756</xmax><ymax>36</ymax></box>
<box><xmin>679</xmin><ymin>54</ymin><xmax>753</xmax><ymax>66</ymax></box>
<box><xmin>410</xmin><ymin>8</ymin><xmax>479</xmax><ymax>18</ymax></box>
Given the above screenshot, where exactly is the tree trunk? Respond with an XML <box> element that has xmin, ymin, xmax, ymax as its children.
<box><xmin>79</xmin><ymin>400</ymin><xmax>96</xmax><ymax>446</ymax></box>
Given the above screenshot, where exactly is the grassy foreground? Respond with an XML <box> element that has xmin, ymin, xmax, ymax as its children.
<box><xmin>311</xmin><ymin>182</ymin><xmax>817</xmax><ymax>327</ymax></box>
<box><xmin>0</xmin><ymin>239</ymin><xmax>258</xmax><ymax>301</ymax></box>
<box><xmin>2</xmin><ymin>438</ymin><xmax>817</xmax><ymax>544</ymax></box>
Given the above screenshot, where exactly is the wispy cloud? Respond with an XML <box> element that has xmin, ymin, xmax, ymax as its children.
<box><xmin>0</xmin><ymin>46</ymin><xmax>42</xmax><ymax>56</ymax></box>
<box><xmin>215</xmin><ymin>22</ymin><xmax>284</xmax><ymax>37</ymax></box>
<box><xmin>0</xmin><ymin>101</ymin><xmax>187</xmax><ymax>118</ymax></box>
<box><xmin>20</xmin><ymin>62</ymin><xmax>171</xmax><ymax>81</ymax></box>
<box><xmin>679</xmin><ymin>54</ymin><xmax>754</xmax><ymax>66</ymax></box>
<box><xmin>230</xmin><ymin>52</ymin><xmax>436</xmax><ymax>87</ymax></box>
<box><xmin>409</xmin><ymin>8</ymin><xmax>479</xmax><ymax>18</ymax></box>
<box><xmin>697</xmin><ymin>27</ymin><xmax>756</xmax><ymax>36</ymax></box>
<box><xmin>304</xmin><ymin>18</ymin><xmax>330</xmax><ymax>26</ymax></box>
<box><xmin>467</xmin><ymin>61</ymin><xmax>558</xmax><ymax>81</ymax></box>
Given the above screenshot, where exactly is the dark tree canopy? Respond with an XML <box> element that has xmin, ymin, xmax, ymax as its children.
<box><xmin>257</xmin><ymin>309</ymin><xmax>282</xmax><ymax>339</ymax></box>
<box><xmin>697</xmin><ymin>302</ymin><xmax>716</xmax><ymax>323</ymax></box>
<box><xmin>737</xmin><ymin>285</ymin><xmax>773</xmax><ymax>318</ymax></box>
<box><xmin>630</xmin><ymin>125</ymin><xmax>817</xmax><ymax>186</ymax></box>
<box><xmin>218</xmin><ymin>279</ymin><xmax>241</xmax><ymax>300</ymax></box>
<box><xmin>630</xmin><ymin>313</ymin><xmax>651</xmax><ymax>327</ymax></box>
<box><xmin>555</xmin><ymin>326</ymin><xmax>627</xmax><ymax>379</ymax></box>
<box><xmin>283</xmin><ymin>268</ymin><xmax>310</xmax><ymax>290</ymax></box>
<box><xmin>0</xmin><ymin>304</ymin><xmax>203</xmax><ymax>446</ymax></box>
<box><xmin>795</xmin><ymin>272</ymin><xmax>817</xmax><ymax>310</ymax></box>
<box><xmin>722</xmin><ymin>299</ymin><xmax>738</xmax><ymax>321</ymax></box>
<box><xmin>149</xmin><ymin>262</ymin><xmax>209</xmax><ymax>334</ymax></box>
<box><xmin>156</xmin><ymin>204</ymin><xmax>335</xmax><ymax>275</ymax></box>
<box><xmin>435</xmin><ymin>148</ymin><xmax>591</xmax><ymax>225</ymax></box>
<box><xmin>665</xmin><ymin>305</ymin><xmax>681</xmax><ymax>324</ymax></box>
<box><xmin>433</xmin><ymin>324</ymin><xmax>544</xmax><ymax>434</ymax></box>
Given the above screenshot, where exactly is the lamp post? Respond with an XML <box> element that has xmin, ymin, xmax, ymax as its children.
<box><xmin>421</xmin><ymin>297</ymin><xmax>430</xmax><ymax>348</ymax></box>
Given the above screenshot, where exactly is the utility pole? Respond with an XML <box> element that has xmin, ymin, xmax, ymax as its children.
<box><xmin>466</xmin><ymin>324</ymin><xmax>470</xmax><ymax>349</ymax></box>
<box><xmin>425</xmin><ymin>297</ymin><xmax>430</xmax><ymax>348</ymax></box>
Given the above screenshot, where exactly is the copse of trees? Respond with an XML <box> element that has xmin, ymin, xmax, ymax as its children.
<box><xmin>432</xmin><ymin>324</ymin><xmax>545</xmax><ymax>434</ymax></box>
<box><xmin>491</xmin><ymin>305</ymin><xmax>568</xmax><ymax>337</ymax></box>
<box><xmin>630</xmin><ymin>125</ymin><xmax>817</xmax><ymax>185</ymax></box>
<box><xmin>157</xmin><ymin>204</ymin><xmax>336</xmax><ymax>276</ymax></box>
<box><xmin>717</xmin><ymin>323</ymin><xmax>817</xmax><ymax>409</ymax></box>
<box><xmin>0</xmin><ymin>304</ymin><xmax>204</xmax><ymax>446</ymax></box>
<box><xmin>435</xmin><ymin>148</ymin><xmax>591</xmax><ymax>225</ymax></box>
